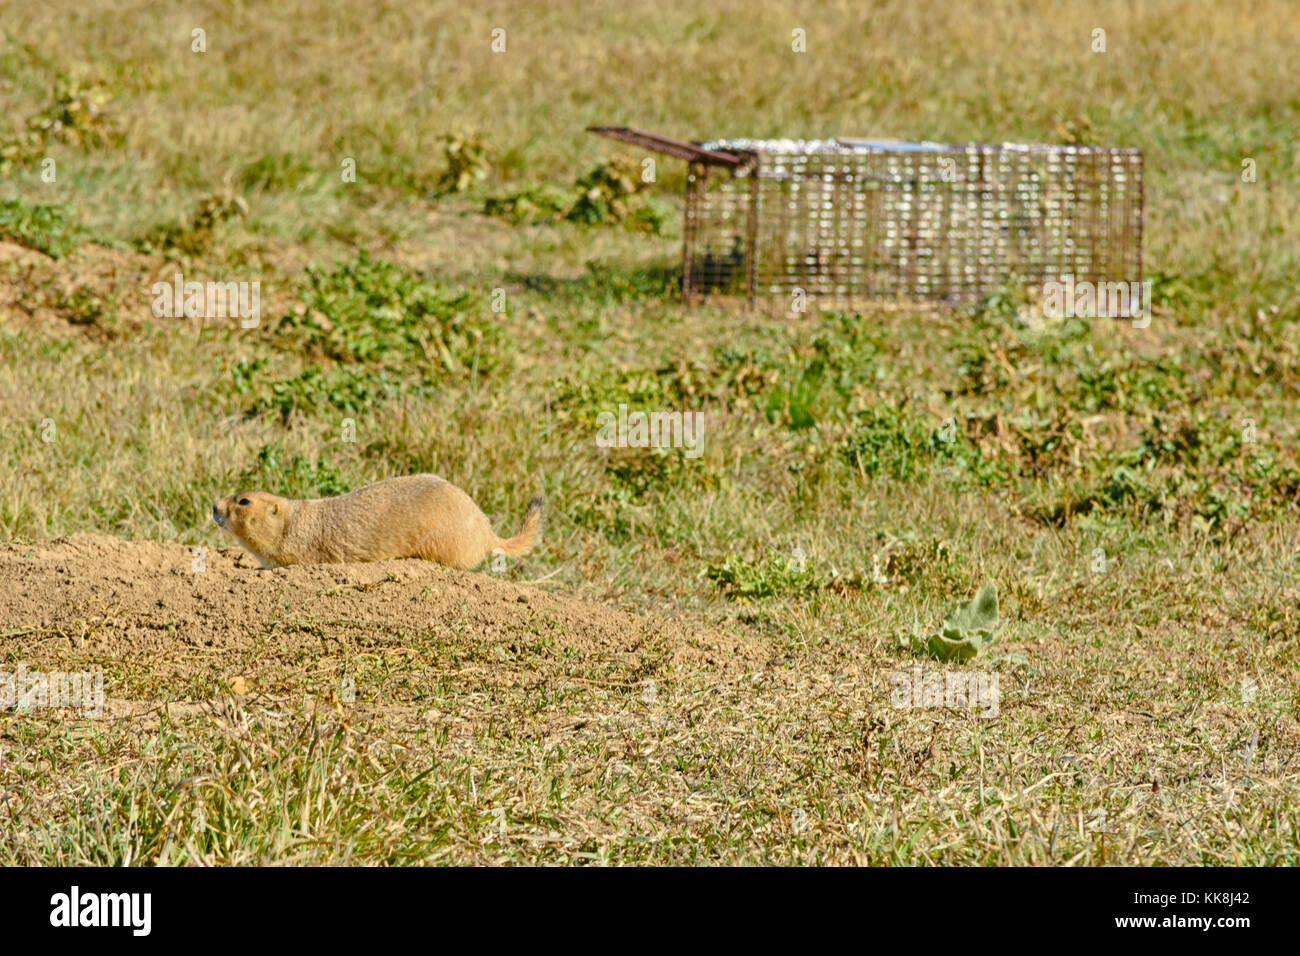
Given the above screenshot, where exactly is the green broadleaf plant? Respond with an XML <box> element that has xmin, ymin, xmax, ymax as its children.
<box><xmin>916</xmin><ymin>581</ymin><xmax>1000</xmax><ymax>662</ymax></box>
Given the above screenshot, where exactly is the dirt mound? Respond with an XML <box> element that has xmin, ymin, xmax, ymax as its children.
<box><xmin>1</xmin><ymin>535</ymin><xmax>766</xmax><ymax>712</ymax></box>
<box><xmin>0</xmin><ymin>242</ymin><xmax>300</xmax><ymax>338</ymax></box>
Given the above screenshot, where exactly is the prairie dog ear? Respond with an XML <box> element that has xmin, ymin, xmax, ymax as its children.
<box><xmin>268</xmin><ymin>502</ymin><xmax>279</xmax><ymax>515</ymax></box>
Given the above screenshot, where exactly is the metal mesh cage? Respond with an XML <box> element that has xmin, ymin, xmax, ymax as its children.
<box><xmin>683</xmin><ymin>139</ymin><xmax>1143</xmax><ymax>307</ymax></box>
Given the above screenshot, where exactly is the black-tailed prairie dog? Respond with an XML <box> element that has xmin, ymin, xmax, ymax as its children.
<box><xmin>212</xmin><ymin>475</ymin><xmax>543</xmax><ymax>570</ymax></box>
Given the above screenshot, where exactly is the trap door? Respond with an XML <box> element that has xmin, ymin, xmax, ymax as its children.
<box><xmin>587</xmin><ymin>126</ymin><xmax>756</xmax><ymax>304</ymax></box>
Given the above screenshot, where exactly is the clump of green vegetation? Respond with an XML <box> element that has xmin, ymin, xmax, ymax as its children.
<box><xmin>756</xmin><ymin>313</ymin><xmax>895</xmax><ymax>430</ymax></box>
<box><xmin>484</xmin><ymin>183</ymin><xmax>573</xmax><ymax>223</ymax></box>
<box><xmin>233</xmin><ymin>362</ymin><xmax>418</xmax><ymax>423</ymax></box>
<box><xmin>550</xmin><ymin>364</ymin><xmax>687</xmax><ymax>429</ymax></box>
<box><xmin>876</xmin><ymin>537</ymin><xmax>967</xmax><ymax>591</ymax></box>
<box><xmin>604</xmin><ymin>446</ymin><xmax>717</xmax><ymax>498</ymax></box>
<box><xmin>705</xmin><ymin>550</ymin><xmax>877</xmax><ymax>600</ymax></box>
<box><xmin>486</xmin><ymin>159</ymin><xmax>668</xmax><ymax>233</ymax></box>
<box><xmin>550</xmin><ymin>345</ymin><xmax>781</xmax><ymax>432</ymax></box>
<box><xmin>706</xmin><ymin>551</ymin><xmax>828</xmax><ymax>599</ymax></box>
<box><xmin>0</xmin><ymin>72</ymin><xmax>116</xmax><ymax>172</ymax></box>
<box><xmin>966</xmin><ymin>278</ymin><xmax>1034</xmax><ymax>329</ymax></box>
<box><xmin>1026</xmin><ymin>410</ymin><xmax>1266</xmax><ymax>535</ymax></box>
<box><xmin>910</xmin><ymin>582</ymin><xmax>1001</xmax><ymax>662</ymax></box>
<box><xmin>435</xmin><ymin>132</ymin><xmax>491</xmax><ymax>195</ymax></box>
<box><xmin>138</xmin><ymin>192</ymin><xmax>249</xmax><ymax>255</ymax></box>
<box><xmin>807</xmin><ymin>313</ymin><xmax>885</xmax><ymax>390</ymax></box>
<box><xmin>567</xmin><ymin>161</ymin><xmax>666</xmax><ymax>232</ymax></box>
<box><xmin>551</xmin><ymin>362</ymin><xmax>725</xmax><ymax>499</ymax></box>
<box><xmin>240</xmin><ymin>152</ymin><xmax>318</xmax><ymax>192</ymax></box>
<box><xmin>839</xmin><ymin>405</ymin><xmax>958</xmax><ymax>480</ymax></box>
<box><xmin>0</xmin><ymin>198</ymin><xmax>82</xmax><ymax>257</ymax></box>
<box><xmin>274</xmin><ymin>251</ymin><xmax>494</xmax><ymax>372</ymax></box>
<box><xmin>55</xmin><ymin>284</ymin><xmax>121</xmax><ymax>334</ymax></box>
<box><xmin>764</xmin><ymin>359</ymin><xmax>827</xmax><ymax>430</ymax></box>
<box><xmin>236</xmin><ymin>443</ymin><xmax>350</xmax><ymax>498</ymax></box>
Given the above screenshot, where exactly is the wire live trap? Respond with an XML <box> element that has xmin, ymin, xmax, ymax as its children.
<box><xmin>587</xmin><ymin>126</ymin><xmax>1143</xmax><ymax>310</ymax></box>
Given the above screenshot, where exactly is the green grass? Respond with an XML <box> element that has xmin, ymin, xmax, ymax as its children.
<box><xmin>0</xmin><ymin>198</ymin><xmax>82</xmax><ymax>258</ymax></box>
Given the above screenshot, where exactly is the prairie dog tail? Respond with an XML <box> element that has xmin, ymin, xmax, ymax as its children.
<box><xmin>498</xmin><ymin>495</ymin><xmax>544</xmax><ymax>557</ymax></box>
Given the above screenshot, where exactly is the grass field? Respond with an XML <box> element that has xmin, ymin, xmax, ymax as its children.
<box><xmin>1</xmin><ymin>0</ymin><xmax>1298</xmax><ymax>865</ymax></box>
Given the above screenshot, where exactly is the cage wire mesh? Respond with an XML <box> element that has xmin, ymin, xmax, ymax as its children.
<box><xmin>590</xmin><ymin>129</ymin><xmax>1143</xmax><ymax>309</ymax></box>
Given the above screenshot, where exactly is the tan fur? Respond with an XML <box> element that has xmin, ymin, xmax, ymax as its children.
<box><xmin>212</xmin><ymin>475</ymin><xmax>543</xmax><ymax>570</ymax></box>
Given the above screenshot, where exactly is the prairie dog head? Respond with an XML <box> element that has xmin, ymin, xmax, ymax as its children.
<box><xmin>213</xmin><ymin>490</ymin><xmax>289</xmax><ymax>563</ymax></box>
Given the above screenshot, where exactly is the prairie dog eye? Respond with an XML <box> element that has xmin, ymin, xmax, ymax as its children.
<box><xmin>238</xmin><ymin>498</ymin><xmax>252</xmax><ymax>506</ymax></box>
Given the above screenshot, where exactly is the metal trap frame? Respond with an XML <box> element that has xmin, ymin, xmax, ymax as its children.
<box><xmin>588</xmin><ymin>126</ymin><xmax>1144</xmax><ymax>309</ymax></box>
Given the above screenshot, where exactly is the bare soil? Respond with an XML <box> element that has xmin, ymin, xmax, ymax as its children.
<box><xmin>0</xmin><ymin>535</ymin><xmax>769</xmax><ymax>718</ymax></box>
